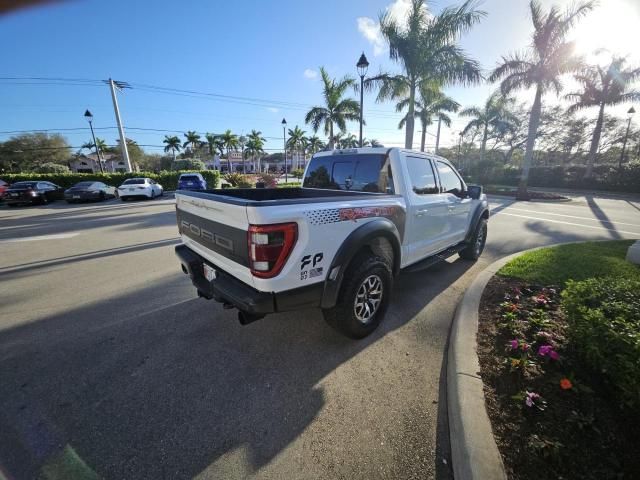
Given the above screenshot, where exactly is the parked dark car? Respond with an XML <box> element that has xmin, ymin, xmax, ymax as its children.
<box><xmin>177</xmin><ymin>173</ymin><xmax>207</xmax><ymax>191</ymax></box>
<box><xmin>65</xmin><ymin>181</ymin><xmax>117</xmax><ymax>203</ymax></box>
<box><xmin>5</xmin><ymin>181</ymin><xmax>65</xmax><ymax>206</ymax></box>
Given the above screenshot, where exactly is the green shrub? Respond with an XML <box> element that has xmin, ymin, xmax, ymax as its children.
<box><xmin>223</xmin><ymin>173</ymin><xmax>253</xmax><ymax>188</ymax></box>
<box><xmin>174</xmin><ymin>159</ymin><xmax>205</xmax><ymax>171</ymax></box>
<box><xmin>562</xmin><ymin>277</ymin><xmax>640</xmax><ymax>409</ymax></box>
<box><xmin>291</xmin><ymin>168</ymin><xmax>305</xmax><ymax>180</ymax></box>
<box><xmin>36</xmin><ymin>162</ymin><xmax>71</xmax><ymax>174</ymax></box>
<box><xmin>2</xmin><ymin>170</ymin><xmax>219</xmax><ymax>190</ymax></box>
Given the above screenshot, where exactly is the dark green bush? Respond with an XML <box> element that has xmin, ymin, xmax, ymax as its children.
<box><xmin>562</xmin><ymin>277</ymin><xmax>640</xmax><ymax>409</ymax></box>
<box><xmin>2</xmin><ymin>170</ymin><xmax>219</xmax><ymax>190</ymax></box>
<box><xmin>35</xmin><ymin>162</ymin><xmax>71</xmax><ymax>174</ymax></box>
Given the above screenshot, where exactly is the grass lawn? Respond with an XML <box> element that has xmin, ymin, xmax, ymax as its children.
<box><xmin>498</xmin><ymin>240</ymin><xmax>639</xmax><ymax>285</ymax></box>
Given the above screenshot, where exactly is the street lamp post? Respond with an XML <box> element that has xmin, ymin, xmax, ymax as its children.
<box><xmin>282</xmin><ymin>118</ymin><xmax>288</xmax><ymax>183</ymax></box>
<box><xmin>357</xmin><ymin>52</ymin><xmax>369</xmax><ymax>148</ymax></box>
<box><xmin>84</xmin><ymin>109</ymin><xmax>104</xmax><ymax>173</ymax></box>
<box><xmin>619</xmin><ymin>106</ymin><xmax>635</xmax><ymax>170</ymax></box>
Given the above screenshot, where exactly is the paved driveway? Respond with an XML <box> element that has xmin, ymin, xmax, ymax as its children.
<box><xmin>0</xmin><ymin>193</ymin><xmax>638</xmax><ymax>479</ymax></box>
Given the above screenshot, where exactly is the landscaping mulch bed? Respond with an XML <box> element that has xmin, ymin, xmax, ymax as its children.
<box><xmin>477</xmin><ymin>275</ymin><xmax>640</xmax><ymax>480</ymax></box>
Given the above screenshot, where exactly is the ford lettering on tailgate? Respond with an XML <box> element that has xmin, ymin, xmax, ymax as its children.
<box><xmin>176</xmin><ymin>209</ymin><xmax>249</xmax><ymax>266</ymax></box>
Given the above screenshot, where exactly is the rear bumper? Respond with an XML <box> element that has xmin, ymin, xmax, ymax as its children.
<box><xmin>175</xmin><ymin>244</ymin><xmax>322</xmax><ymax>315</ymax></box>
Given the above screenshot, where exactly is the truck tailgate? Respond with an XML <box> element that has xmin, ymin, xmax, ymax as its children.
<box><xmin>175</xmin><ymin>193</ymin><xmax>254</xmax><ymax>287</ymax></box>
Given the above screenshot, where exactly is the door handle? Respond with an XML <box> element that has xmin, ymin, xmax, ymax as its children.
<box><xmin>415</xmin><ymin>208</ymin><xmax>428</xmax><ymax>217</ymax></box>
<box><xmin>448</xmin><ymin>205</ymin><xmax>456</xmax><ymax>211</ymax></box>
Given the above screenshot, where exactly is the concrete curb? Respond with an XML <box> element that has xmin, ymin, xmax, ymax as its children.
<box><xmin>486</xmin><ymin>193</ymin><xmax>572</xmax><ymax>203</ymax></box>
<box><xmin>447</xmin><ymin>249</ymin><xmax>534</xmax><ymax>480</ymax></box>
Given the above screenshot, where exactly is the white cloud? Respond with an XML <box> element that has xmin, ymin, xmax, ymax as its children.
<box><xmin>357</xmin><ymin>0</ymin><xmax>429</xmax><ymax>56</ymax></box>
<box><xmin>303</xmin><ymin>68</ymin><xmax>318</xmax><ymax>79</ymax></box>
<box><xmin>357</xmin><ymin>17</ymin><xmax>385</xmax><ymax>56</ymax></box>
<box><xmin>267</xmin><ymin>107</ymin><xmax>279</xmax><ymax>113</ymax></box>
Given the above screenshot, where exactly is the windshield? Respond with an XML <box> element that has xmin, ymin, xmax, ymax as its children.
<box><xmin>303</xmin><ymin>154</ymin><xmax>393</xmax><ymax>193</ymax></box>
<box><xmin>123</xmin><ymin>179</ymin><xmax>146</xmax><ymax>185</ymax></box>
<box><xmin>73</xmin><ymin>182</ymin><xmax>95</xmax><ymax>188</ymax></box>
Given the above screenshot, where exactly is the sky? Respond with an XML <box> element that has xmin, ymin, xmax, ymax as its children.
<box><xmin>1</xmin><ymin>0</ymin><xmax>639</xmax><ymax>156</ymax></box>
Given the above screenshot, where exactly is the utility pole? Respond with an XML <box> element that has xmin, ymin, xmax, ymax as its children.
<box><xmin>457</xmin><ymin>132</ymin><xmax>463</xmax><ymax>169</ymax></box>
<box><xmin>435</xmin><ymin>117</ymin><xmax>442</xmax><ymax>155</ymax></box>
<box><xmin>356</xmin><ymin>53</ymin><xmax>369</xmax><ymax>148</ymax></box>
<box><xmin>106</xmin><ymin>78</ymin><xmax>132</xmax><ymax>172</ymax></box>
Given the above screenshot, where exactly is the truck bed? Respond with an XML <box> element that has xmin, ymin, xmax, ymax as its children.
<box><xmin>176</xmin><ymin>187</ymin><xmax>399</xmax><ymax>206</ymax></box>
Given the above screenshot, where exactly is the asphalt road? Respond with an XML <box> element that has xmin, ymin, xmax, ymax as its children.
<box><xmin>0</xmin><ymin>192</ymin><xmax>638</xmax><ymax>480</ymax></box>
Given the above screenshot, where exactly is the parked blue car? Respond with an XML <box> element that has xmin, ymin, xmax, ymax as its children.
<box><xmin>177</xmin><ymin>173</ymin><xmax>207</xmax><ymax>191</ymax></box>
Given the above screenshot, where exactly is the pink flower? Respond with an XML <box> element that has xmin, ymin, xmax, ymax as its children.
<box><xmin>508</xmin><ymin>339</ymin><xmax>519</xmax><ymax>350</ymax></box>
<box><xmin>549</xmin><ymin>350</ymin><xmax>560</xmax><ymax>361</ymax></box>
<box><xmin>520</xmin><ymin>342</ymin><xmax>530</xmax><ymax>352</ymax></box>
<box><xmin>525</xmin><ymin>391</ymin><xmax>540</xmax><ymax>407</ymax></box>
<box><xmin>538</xmin><ymin>345</ymin><xmax>553</xmax><ymax>356</ymax></box>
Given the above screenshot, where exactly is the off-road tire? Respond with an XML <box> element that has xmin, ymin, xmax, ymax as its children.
<box><xmin>459</xmin><ymin>218</ymin><xmax>487</xmax><ymax>260</ymax></box>
<box><xmin>322</xmin><ymin>253</ymin><xmax>393</xmax><ymax>339</ymax></box>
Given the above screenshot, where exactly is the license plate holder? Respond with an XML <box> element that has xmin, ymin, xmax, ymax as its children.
<box><xmin>73</xmin><ymin>195</ymin><xmax>80</xmax><ymax>199</ymax></box>
<box><xmin>203</xmin><ymin>263</ymin><xmax>217</xmax><ymax>281</ymax></box>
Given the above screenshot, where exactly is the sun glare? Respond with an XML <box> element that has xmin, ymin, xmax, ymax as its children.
<box><xmin>570</xmin><ymin>0</ymin><xmax>640</xmax><ymax>64</ymax></box>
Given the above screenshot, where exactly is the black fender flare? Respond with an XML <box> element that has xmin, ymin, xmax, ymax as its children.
<box><xmin>320</xmin><ymin>218</ymin><xmax>401</xmax><ymax>309</ymax></box>
<box><xmin>464</xmin><ymin>200</ymin><xmax>490</xmax><ymax>243</ymax></box>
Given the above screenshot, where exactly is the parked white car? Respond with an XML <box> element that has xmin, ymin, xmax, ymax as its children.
<box><xmin>118</xmin><ymin>178</ymin><xmax>163</xmax><ymax>201</ymax></box>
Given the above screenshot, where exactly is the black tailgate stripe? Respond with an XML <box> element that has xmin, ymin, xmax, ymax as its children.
<box><xmin>176</xmin><ymin>209</ymin><xmax>249</xmax><ymax>267</ymax></box>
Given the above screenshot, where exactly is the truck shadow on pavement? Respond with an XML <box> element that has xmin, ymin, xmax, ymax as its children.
<box><xmin>0</xmin><ymin>260</ymin><xmax>473</xmax><ymax>479</ymax></box>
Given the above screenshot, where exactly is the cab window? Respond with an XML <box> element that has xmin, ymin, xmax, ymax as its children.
<box><xmin>303</xmin><ymin>154</ymin><xmax>393</xmax><ymax>193</ymax></box>
<box><xmin>406</xmin><ymin>156</ymin><xmax>438</xmax><ymax>194</ymax></box>
<box><xmin>437</xmin><ymin>161</ymin><xmax>464</xmax><ymax>194</ymax></box>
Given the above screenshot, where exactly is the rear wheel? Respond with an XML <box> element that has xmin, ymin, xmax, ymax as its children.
<box><xmin>322</xmin><ymin>253</ymin><xmax>392</xmax><ymax>339</ymax></box>
<box><xmin>39</xmin><ymin>195</ymin><xmax>48</xmax><ymax>205</ymax></box>
<box><xmin>150</xmin><ymin>190</ymin><xmax>155</xmax><ymax>200</ymax></box>
<box><xmin>460</xmin><ymin>218</ymin><xmax>487</xmax><ymax>260</ymax></box>
<box><xmin>99</xmin><ymin>191</ymin><xmax>106</xmax><ymax>202</ymax></box>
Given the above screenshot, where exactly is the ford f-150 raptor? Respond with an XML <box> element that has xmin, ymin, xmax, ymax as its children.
<box><xmin>175</xmin><ymin>147</ymin><xmax>489</xmax><ymax>338</ymax></box>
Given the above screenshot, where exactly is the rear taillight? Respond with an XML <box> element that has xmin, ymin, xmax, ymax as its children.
<box><xmin>248</xmin><ymin>223</ymin><xmax>297</xmax><ymax>278</ymax></box>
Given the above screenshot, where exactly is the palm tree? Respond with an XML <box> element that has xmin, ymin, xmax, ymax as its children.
<box><xmin>362</xmin><ymin>138</ymin><xmax>384</xmax><ymax>147</ymax></box>
<box><xmin>305</xmin><ymin>67</ymin><xmax>360</xmax><ymax>148</ymax></box>
<box><xmin>399</xmin><ymin>84</ymin><xmax>460</xmax><ymax>152</ymax></box>
<box><xmin>338</xmin><ymin>133</ymin><xmax>358</xmax><ymax>149</ymax></box>
<box><xmin>183</xmin><ymin>130</ymin><xmax>201</xmax><ymax>156</ymax></box>
<box><xmin>366</xmin><ymin>0</ymin><xmax>484</xmax><ymax>149</ymax></box>
<box><xmin>163</xmin><ymin>135</ymin><xmax>182</xmax><ymax>161</ymax></box>
<box><xmin>247</xmin><ymin>130</ymin><xmax>267</xmax><ymax>171</ymax></box>
<box><xmin>219</xmin><ymin>129</ymin><xmax>239</xmax><ymax>172</ymax></box>
<box><xmin>306</xmin><ymin>135</ymin><xmax>325</xmax><ymax>154</ymax></box>
<box><xmin>565</xmin><ymin>56</ymin><xmax>640</xmax><ymax>177</ymax></box>
<box><xmin>489</xmin><ymin>0</ymin><xmax>594</xmax><ymax>198</ymax></box>
<box><xmin>286</xmin><ymin>126</ymin><xmax>306</xmax><ymax>169</ymax></box>
<box><xmin>460</xmin><ymin>91</ymin><xmax>517</xmax><ymax>161</ymax></box>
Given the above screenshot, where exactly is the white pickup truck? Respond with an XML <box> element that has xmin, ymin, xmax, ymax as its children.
<box><xmin>175</xmin><ymin>147</ymin><xmax>489</xmax><ymax>338</ymax></box>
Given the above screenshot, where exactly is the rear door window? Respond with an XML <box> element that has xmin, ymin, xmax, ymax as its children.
<box><xmin>406</xmin><ymin>156</ymin><xmax>439</xmax><ymax>194</ymax></box>
<box><xmin>303</xmin><ymin>154</ymin><xmax>393</xmax><ymax>193</ymax></box>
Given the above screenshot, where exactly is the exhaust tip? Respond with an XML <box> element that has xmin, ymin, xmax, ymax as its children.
<box><xmin>238</xmin><ymin>311</ymin><xmax>264</xmax><ymax>326</ymax></box>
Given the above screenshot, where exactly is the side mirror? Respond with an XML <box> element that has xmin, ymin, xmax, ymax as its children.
<box><xmin>467</xmin><ymin>185</ymin><xmax>482</xmax><ymax>200</ymax></box>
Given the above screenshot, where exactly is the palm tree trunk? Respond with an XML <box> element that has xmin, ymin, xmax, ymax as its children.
<box><xmin>227</xmin><ymin>148</ymin><xmax>232</xmax><ymax>172</ymax></box>
<box><xmin>435</xmin><ymin>117</ymin><xmax>442</xmax><ymax>155</ymax></box>
<box><xmin>404</xmin><ymin>79</ymin><xmax>416</xmax><ymax>149</ymax></box>
<box><xmin>328</xmin><ymin>123</ymin><xmax>334</xmax><ymax>149</ymax></box>
<box><xmin>480</xmin><ymin>123</ymin><xmax>488</xmax><ymax>161</ymax></box>
<box><xmin>585</xmin><ymin>102</ymin><xmax>605</xmax><ymax>179</ymax></box>
<box><xmin>518</xmin><ymin>84</ymin><xmax>543</xmax><ymax>200</ymax></box>
<box><xmin>420</xmin><ymin>125</ymin><xmax>427</xmax><ymax>152</ymax></box>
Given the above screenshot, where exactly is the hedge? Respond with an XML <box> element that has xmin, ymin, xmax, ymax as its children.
<box><xmin>1</xmin><ymin>170</ymin><xmax>220</xmax><ymax>190</ymax></box>
<box><xmin>461</xmin><ymin>160</ymin><xmax>640</xmax><ymax>193</ymax></box>
<box><xmin>562</xmin><ymin>277</ymin><xmax>640</xmax><ymax>410</ymax></box>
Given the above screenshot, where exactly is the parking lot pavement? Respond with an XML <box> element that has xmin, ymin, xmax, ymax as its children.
<box><xmin>0</xmin><ymin>194</ymin><xmax>638</xmax><ymax>479</ymax></box>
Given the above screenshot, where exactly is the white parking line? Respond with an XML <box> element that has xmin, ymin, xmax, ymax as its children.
<box><xmin>0</xmin><ymin>233</ymin><xmax>80</xmax><ymax>243</ymax></box>
<box><xmin>504</xmin><ymin>206</ymin><xmax>640</xmax><ymax>228</ymax></box>
<box><xmin>495</xmin><ymin>212</ymin><xmax>640</xmax><ymax>236</ymax></box>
